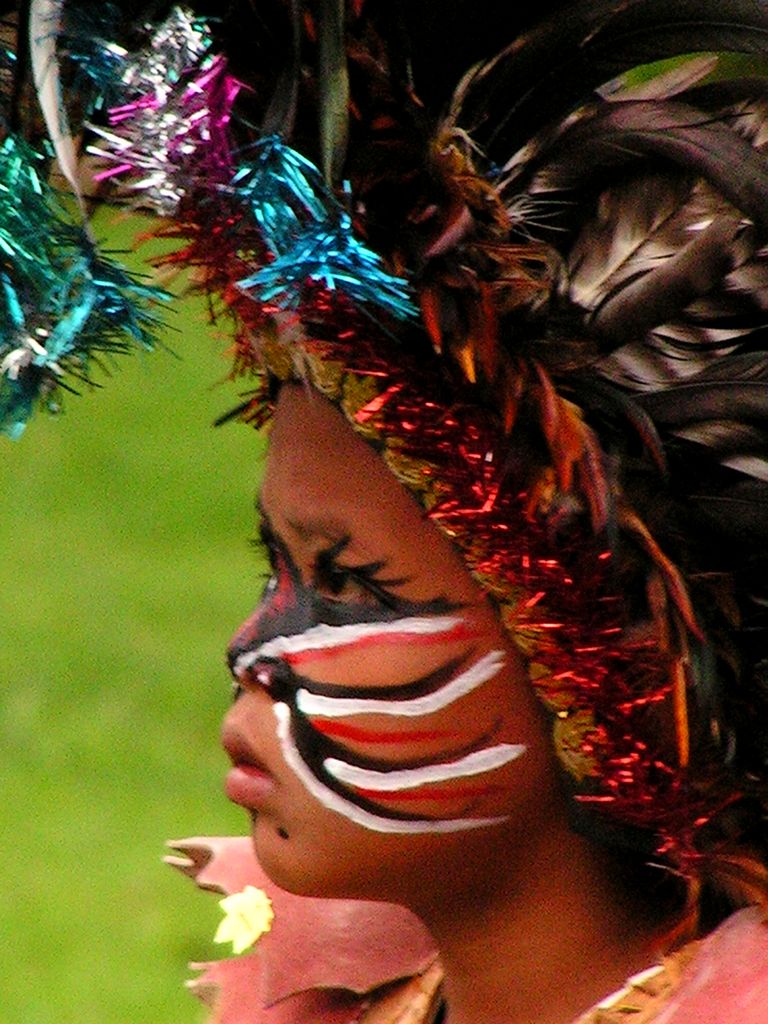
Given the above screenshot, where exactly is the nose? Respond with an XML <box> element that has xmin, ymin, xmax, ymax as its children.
<box><xmin>220</xmin><ymin>677</ymin><xmax>275</xmax><ymax>763</ymax></box>
<box><xmin>226</xmin><ymin>599</ymin><xmax>272</xmax><ymax>677</ymax></box>
<box><xmin>227</xmin><ymin>599</ymin><xmax>295</xmax><ymax>702</ymax></box>
<box><xmin>237</xmin><ymin>656</ymin><xmax>290</xmax><ymax>695</ymax></box>
<box><xmin>226</xmin><ymin>553</ymin><xmax>301</xmax><ymax>674</ymax></box>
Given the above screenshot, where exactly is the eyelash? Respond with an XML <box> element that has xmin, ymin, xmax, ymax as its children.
<box><xmin>250</xmin><ymin>526</ymin><xmax>277</xmax><ymax>580</ymax></box>
<box><xmin>251</xmin><ymin>523</ymin><xmax>405</xmax><ymax>608</ymax></box>
<box><xmin>314</xmin><ymin>535</ymin><xmax>405</xmax><ymax>608</ymax></box>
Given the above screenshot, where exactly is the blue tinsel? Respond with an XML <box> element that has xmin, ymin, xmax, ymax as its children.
<box><xmin>232</xmin><ymin>136</ymin><xmax>328</xmax><ymax>253</ymax></box>
<box><xmin>234</xmin><ymin>137</ymin><xmax>416</xmax><ymax>321</ymax></box>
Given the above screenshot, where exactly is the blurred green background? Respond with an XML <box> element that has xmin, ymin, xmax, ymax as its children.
<box><xmin>0</xmin><ymin>213</ymin><xmax>265</xmax><ymax>1022</ymax></box>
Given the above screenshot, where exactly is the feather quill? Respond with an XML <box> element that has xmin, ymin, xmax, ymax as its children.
<box><xmin>317</xmin><ymin>0</ymin><xmax>349</xmax><ymax>185</ymax></box>
<box><xmin>29</xmin><ymin>0</ymin><xmax>91</xmax><ymax>227</ymax></box>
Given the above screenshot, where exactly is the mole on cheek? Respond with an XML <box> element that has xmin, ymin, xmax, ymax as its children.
<box><xmin>277</xmin><ymin>826</ymin><xmax>289</xmax><ymax>839</ymax></box>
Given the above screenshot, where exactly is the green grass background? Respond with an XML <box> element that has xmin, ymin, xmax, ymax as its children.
<box><xmin>0</xmin><ymin>213</ymin><xmax>266</xmax><ymax>1022</ymax></box>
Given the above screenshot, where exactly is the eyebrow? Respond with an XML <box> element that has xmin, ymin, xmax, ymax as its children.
<box><xmin>257</xmin><ymin>497</ymin><xmax>351</xmax><ymax>543</ymax></box>
<box><xmin>254</xmin><ymin>497</ymin><xmax>452</xmax><ymax>610</ymax></box>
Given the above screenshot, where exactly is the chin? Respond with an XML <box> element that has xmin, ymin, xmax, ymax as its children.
<box><xmin>249</xmin><ymin>818</ymin><xmax>348</xmax><ymax>898</ymax></box>
<box><xmin>248</xmin><ymin>817</ymin><xmax>400</xmax><ymax>902</ymax></box>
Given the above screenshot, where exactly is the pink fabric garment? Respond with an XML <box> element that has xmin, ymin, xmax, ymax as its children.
<box><xmin>655</xmin><ymin>906</ymin><xmax>768</xmax><ymax>1024</ymax></box>
<box><xmin>166</xmin><ymin>837</ymin><xmax>439</xmax><ymax>1023</ymax></box>
<box><xmin>168</xmin><ymin>837</ymin><xmax>768</xmax><ymax>1023</ymax></box>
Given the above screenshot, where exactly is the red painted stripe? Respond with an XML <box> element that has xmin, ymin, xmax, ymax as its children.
<box><xmin>284</xmin><ymin>623</ymin><xmax>482</xmax><ymax>665</ymax></box>
<box><xmin>311</xmin><ymin>719</ymin><xmax>456</xmax><ymax>744</ymax></box>
<box><xmin>351</xmin><ymin>783</ymin><xmax>507</xmax><ymax>802</ymax></box>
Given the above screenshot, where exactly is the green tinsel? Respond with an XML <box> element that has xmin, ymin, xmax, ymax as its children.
<box><xmin>0</xmin><ymin>135</ymin><xmax>167</xmax><ymax>438</ymax></box>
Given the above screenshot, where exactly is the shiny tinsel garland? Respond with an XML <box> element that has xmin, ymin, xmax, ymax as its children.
<box><xmin>84</xmin><ymin>7</ymin><xmax>413</xmax><ymax>318</ymax></box>
<box><xmin>246</xmin><ymin>294</ymin><xmax>735</xmax><ymax>882</ymax></box>
<box><xmin>0</xmin><ymin>5</ymin><xmax>413</xmax><ymax>434</ymax></box>
<box><xmin>86</xmin><ymin>9</ymin><xmax>238</xmax><ymax>215</ymax></box>
<box><xmin>0</xmin><ymin>135</ymin><xmax>166</xmax><ymax>436</ymax></box>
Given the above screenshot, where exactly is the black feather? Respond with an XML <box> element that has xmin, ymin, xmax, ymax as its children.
<box><xmin>461</xmin><ymin>0</ymin><xmax>768</xmax><ymax>159</ymax></box>
<box><xmin>523</xmin><ymin>100</ymin><xmax>768</xmax><ymax>236</ymax></box>
<box><xmin>637</xmin><ymin>353</ymin><xmax>768</xmax><ymax>426</ymax></box>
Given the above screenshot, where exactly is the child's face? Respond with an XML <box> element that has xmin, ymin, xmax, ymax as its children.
<box><xmin>221</xmin><ymin>384</ymin><xmax>560</xmax><ymax>905</ymax></box>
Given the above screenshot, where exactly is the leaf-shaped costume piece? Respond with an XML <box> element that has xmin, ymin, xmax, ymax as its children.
<box><xmin>165</xmin><ymin>837</ymin><xmax>441</xmax><ymax>1024</ymax></box>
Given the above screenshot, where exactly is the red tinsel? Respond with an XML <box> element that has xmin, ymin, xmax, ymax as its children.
<box><xmin>145</xmin><ymin>132</ymin><xmax>739</xmax><ymax>891</ymax></box>
<box><xmin>200</xmin><ymin>284</ymin><xmax>742</xmax><ymax>883</ymax></box>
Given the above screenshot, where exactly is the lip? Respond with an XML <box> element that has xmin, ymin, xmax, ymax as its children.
<box><xmin>222</xmin><ymin>724</ymin><xmax>276</xmax><ymax>809</ymax></box>
<box><xmin>225</xmin><ymin>763</ymin><xmax>276</xmax><ymax>808</ymax></box>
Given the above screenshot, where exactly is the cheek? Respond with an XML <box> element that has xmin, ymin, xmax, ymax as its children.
<box><xmin>228</xmin><ymin>590</ymin><xmax>544</xmax><ymax>837</ymax></box>
<box><xmin>293</xmin><ymin>625</ymin><xmax>491</xmax><ymax>686</ymax></box>
<box><xmin>310</xmin><ymin>715</ymin><xmax>464</xmax><ymax>762</ymax></box>
<box><xmin>302</xmin><ymin>637</ymin><xmax>530</xmax><ymax>758</ymax></box>
<box><xmin>223</xmin><ymin>607</ymin><xmax>561</xmax><ymax>899</ymax></box>
<box><xmin>287</xmin><ymin>654</ymin><xmax>532</xmax><ymax>828</ymax></box>
<box><xmin>308</xmin><ymin>664</ymin><xmax>518</xmax><ymax>763</ymax></box>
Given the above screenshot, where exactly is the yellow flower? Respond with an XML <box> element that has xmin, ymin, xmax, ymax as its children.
<box><xmin>213</xmin><ymin>886</ymin><xmax>274</xmax><ymax>955</ymax></box>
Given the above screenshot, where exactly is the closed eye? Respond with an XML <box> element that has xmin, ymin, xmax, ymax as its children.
<box><xmin>254</xmin><ymin>506</ymin><xmax>411</xmax><ymax>609</ymax></box>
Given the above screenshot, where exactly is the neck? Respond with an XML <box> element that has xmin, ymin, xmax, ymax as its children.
<box><xmin>409</xmin><ymin>821</ymin><xmax>664</xmax><ymax>1024</ymax></box>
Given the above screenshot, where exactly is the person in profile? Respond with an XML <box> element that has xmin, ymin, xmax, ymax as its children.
<box><xmin>6</xmin><ymin>2</ymin><xmax>768</xmax><ymax>1022</ymax></box>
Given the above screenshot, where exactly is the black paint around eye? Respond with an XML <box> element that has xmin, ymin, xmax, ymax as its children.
<box><xmin>314</xmin><ymin>536</ymin><xmax>354</xmax><ymax>595</ymax></box>
<box><xmin>240</xmin><ymin>513</ymin><xmax>460</xmax><ymax>647</ymax></box>
<box><xmin>314</xmin><ymin>534</ymin><xmax>409</xmax><ymax>609</ymax></box>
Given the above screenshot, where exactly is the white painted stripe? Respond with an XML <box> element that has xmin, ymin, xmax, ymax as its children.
<box><xmin>274</xmin><ymin>704</ymin><xmax>509</xmax><ymax>835</ymax></box>
<box><xmin>234</xmin><ymin>615</ymin><xmax>464</xmax><ymax>676</ymax></box>
<box><xmin>324</xmin><ymin>742</ymin><xmax>527</xmax><ymax>791</ymax></box>
<box><xmin>296</xmin><ymin>649</ymin><xmax>506</xmax><ymax>718</ymax></box>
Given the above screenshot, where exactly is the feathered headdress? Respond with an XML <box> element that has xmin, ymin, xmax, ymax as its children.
<box><xmin>4</xmin><ymin>0</ymin><xmax>768</xmax><ymax>934</ymax></box>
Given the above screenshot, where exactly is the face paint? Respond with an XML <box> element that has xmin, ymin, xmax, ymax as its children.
<box><xmin>324</xmin><ymin>745</ymin><xmax>526</xmax><ymax>790</ymax></box>
<box><xmin>311</xmin><ymin>720</ymin><xmax>458</xmax><ymax>744</ymax></box>
<box><xmin>273</xmin><ymin>703</ymin><xmax>512</xmax><ymax>834</ymax></box>
<box><xmin>295</xmin><ymin>648</ymin><xmax>508</xmax><ymax>718</ymax></box>
<box><xmin>235</xmin><ymin>614</ymin><xmax>476</xmax><ymax>674</ymax></box>
<box><xmin>229</xmin><ymin>522</ymin><xmax>527</xmax><ymax>833</ymax></box>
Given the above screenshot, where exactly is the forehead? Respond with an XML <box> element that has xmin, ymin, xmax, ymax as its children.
<box><xmin>260</xmin><ymin>384</ymin><xmax>480</xmax><ymax>601</ymax></box>
<box><xmin>262</xmin><ymin>384</ymin><xmax>422</xmax><ymax>532</ymax></box>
